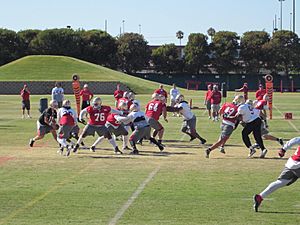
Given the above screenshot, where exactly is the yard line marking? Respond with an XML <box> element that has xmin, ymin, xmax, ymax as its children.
<box><xmin>0</xmin><ymin>162</ymin><xmax>93</xmax><ymax>225</ymax></box>
<box><xmin>273</xmin><ymin>105</ymin><xmax>300</xmax><ymax>134</ymax></box>
<box><xmin>108</xmin><ymin>166</ymin><xmax>160</xmax><ymax>225</ymax></box>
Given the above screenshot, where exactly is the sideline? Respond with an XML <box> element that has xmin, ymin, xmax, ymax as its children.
<box><xmin>0</xmin><ymin>162</ymin><xmax>94</xmax><ymax>225</ymax></box>
<box><xmin>108</xmin><ymin>166</ymin><xmax>160</xmax><ymax>225</ymax></box>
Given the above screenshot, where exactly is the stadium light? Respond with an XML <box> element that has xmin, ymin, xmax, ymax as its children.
<box><xmin>279</xmin><ymin>0</ymin><xmax>285</xmax><ymax>30</ymax></box>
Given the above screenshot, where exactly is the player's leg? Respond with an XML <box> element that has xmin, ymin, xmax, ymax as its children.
<box><xmin>252</xmin><ymin>119</ymin><xmax>267</xmax><ymax>158</ymax></box>
<box><xmin>73</xmin><ymin>125</ymin><xmax>90</xmax><ymax>153</ymax></box>
<box><xmin>102</xmin><ymin>127</ymin><xmax>122</xmax><ymax>154</ymax></box>
<box><xmin>188</xmin><ymin>117</ymin><xmax>206</xmax><ymax>144</ymax></box>
<box><xmin>129</xmin><ymin>130</ymin><xmax>139</xmax><ymax>154</ymax></box>
<box><xmin>144</xmin><ymin>127</ymin><xmax>164</xmax><ymax>151</ymax></box>
<box><xmin>26</xmin><ymin>101</ymin><xmax>31</xmax><ymax>118</ymax></box>
<box><xmin>241</xmin><ymin>123</ymin><xmax>257</xmax><ymax>157</ymax></box>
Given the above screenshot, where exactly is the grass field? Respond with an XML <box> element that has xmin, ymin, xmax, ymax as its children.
<box><xmin>0</xmin><ymin>91</ymin><xmax>300</xmax><ymax>225</ymax></box>
<box><xmin>0</xmin><ymin>55</ymin><xmax>173</xmax><ymax>94</ymax></box>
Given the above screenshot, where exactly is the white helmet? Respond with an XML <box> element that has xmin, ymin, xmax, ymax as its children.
<box><xmin>128</xmin><ymin>92</ymin><xmax>135</xmax><ymax>100</ymax></box>
<box><xmin>213</xmin><ymin>85</ymin><xmax>218</xmax><ymax>91</ymax></box>
<box><xmin>62</xmin><ymin>99</ymin><xmax>71</xmax><ymax>107</ymax></box>
<box><xmin>263</xmin><ymin>94</ymin><xmax>270</xmax><ymax>101</ymax></box>
<box><xmin>118</xmin><ymin>101</ymin><xmax>128</xmax><ymax>111</ymax></box>
<box><xmin>123</xmin><ymin>91</ymin><xmax>129</xmax><ymax>98</ymax></box>
<box><xmin>175</xmin><ymin>94</ymin><xmax>184</xmax><ymax>103</ymax></box>
<box><xmin>158</xmin><ymin>94</ymin><xmax>165</xmax><ymax>102</ymax></box>
<box><xmin>83</xmin><ymin>84</ymin><xmax>88</xmax><ymax>88</ymax></box>
<box><xmin>253</xmin><ymin>100</ymin><xmax>258</xmax><ymax>107</ymax></box>
<box><xmin>92</xmin><ymin>97</ymin><xmax>102</xmax><ymax>109</ymax></box>
<box><xmin>245</xmin><ymin>99</ymin><xmax>253</xmax><ymax>106</ymax></box>
<box><xmin>50</xmin><ymin>100</ymin><xmax>58</xmax><ymax>109</ymax></box>
<box><xmin>129</xmin><ymin>103</ymin><xmax>139</xmax><ymax>112</ymax></box>
<box><xmin>151</xmin><ymin>93</ymin><xmax>159</xmax><ymax>100</ymax></box>
<box><xmin>233</xmin><ymin>95</ymin><xmax>245</xmax><ymax>105</ymax></box>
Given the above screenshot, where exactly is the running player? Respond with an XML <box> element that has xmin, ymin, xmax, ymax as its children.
<box><xmin>29</xmin><ymin>100</ymin><xmax>59</xmax><ymax>147</ymax></box>
<box><xmin>166</xmin><ymin>94</ymin><xmax>206</xmax><ymax>144</ymax></box>
<box><xmin>205</xmin><ymin>95</ymin><xmax>241</xmax><ymax>158</ymax></box>
<box><xmin>72</xmin><ymin>97</ymin><xmax>123</xmax><ymax>154</ymax></box>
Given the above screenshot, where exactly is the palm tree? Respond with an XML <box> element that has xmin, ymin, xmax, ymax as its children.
<box><xmin>176</xmin><ymin>30</ymin><xmax>184</xmax><ymax>46</ymax></box>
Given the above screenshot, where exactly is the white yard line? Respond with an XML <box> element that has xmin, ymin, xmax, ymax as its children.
<box><xmin>108</xmin><ymin>166</ymin><xmax>160</xmax><ymax>225</ymax></box>
<box><xmin>273</xmin><ymin>105</ymin><xmax>300</xmax><ymax>134</ymax></box>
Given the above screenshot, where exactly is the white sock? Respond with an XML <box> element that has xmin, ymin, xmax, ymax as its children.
<box><xmin>123</xmin><ymin>135</ymin><xmax>129</xmax><ymax>148</ymax></box>
<box><xmin>260</xmin><ymin>179</ymin><xmax>291</xmax><ymax>199</ymax></box>
<box><xmin>57</xmin><ymin>137</ymin><xmax>68</xmax><ymax>148</ymax></box>
<box><xmin>92</xmin><ymin>136</ymin><xmax>105</xmax><ymax>147</ymax></box>
<box><xmin>108</xmin><ymin>138</ymin><xmax>117</xmax><ymax>148</ymax></box>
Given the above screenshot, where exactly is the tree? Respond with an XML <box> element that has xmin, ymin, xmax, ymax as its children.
<box><xmin>151</xmin><ymin>44</ymin><xmax>182</xmax><ymax>74</ymax></box>
<box><xmin>117</xmin><ymin>33</ymin><xmax>150</xmax><ymax>74</ymax></box>
<box><xmin>207</xmin><ymin>27</ymin><xmax>216</xmax><ymax>42</ymax></box>
<box><xmin>79</xmin><ymin>29</ymin><xmax>117</xmax><ymax>68</ymax></box>
<box><xmin>263</xmin><ymin>30</ymin><xmax>300</xmax><ymax>75</ymax></box>
<box><xmin>176</xmin><ymin>30</ymin><xmax>184</xmax><ymax>46</ymax></box>
<box><xmin>210</xmin><ymin>31</ymin><xmax>240</xmax><ymax>74</ymax></box>
<box><xmin>18</xmin><ymin>29</ymin><xmax>41</xmax><ymax>55</ymax></box>
<box><xmin>0</xmin><ymin>28</ymin><xmax>22</xmax><ymax>65</ymax></box>
<box><xmin>184</xmin><ymin>33</ymin><xmax>209</xmax><ymax>74</ymax></box>
<box><xmin>30</xmin><ymin>28</ymin><xmax>81</xmax><ymax>57</ymax></box>
<box><xmin>240</xmin><ymin>31</ymin><xmax>270</xmax><ymax>73</ymax></box>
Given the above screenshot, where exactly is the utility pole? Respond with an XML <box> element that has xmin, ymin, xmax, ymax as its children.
<box><xmin>279</xmin><ymin>0</ymin><xmax>285</xmax><ymax>30</ymax></box>
<box><xmin>293</xmin><ymin>0</ymin><xmax>296</xmax><ymax>33</ymax></box>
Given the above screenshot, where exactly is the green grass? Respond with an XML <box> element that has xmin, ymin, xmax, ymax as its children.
<box><xmin>0</xmin><ymin>91</ymin><xmax>300</xmax><ymax>225</ymax></box>
<box><xmin>0</xmin><ymin>55</ymin><xmax>174</xmax><ymax>94</ymax></box>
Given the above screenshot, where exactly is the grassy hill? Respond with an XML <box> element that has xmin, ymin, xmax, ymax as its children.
<box><xmin>0</xmin><ymin>55</ymin><xmax>175</xmax><ymax>94</ymax></box>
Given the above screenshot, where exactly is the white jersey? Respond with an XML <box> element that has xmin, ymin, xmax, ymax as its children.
<box><xmin>238</xmin><ymin>104</ymin><xmax>260</xmax><ymax>123</ymax></box>
<box><xmin>177</xmin><ymin>101</ymin><xmax>194</xmax><ymax>120</ymax></box>
<box><xmin>52</xmin><ymin>87</ymin><xmax>64</xmax><ymax>102</ymax></box>
<box><xmin>116</xmin><ymin>111</ymin><xmax>148</xmax><ymax>129</ymax></box>
<box><xmin>57</xmin><ymin>107</ymin><xmax>77</xmax><ymax>125</ymax></box>
<box><xmin>170</xmin><ymin>88</ymin><xmax>180</xmax><ymax>100</ymax></box>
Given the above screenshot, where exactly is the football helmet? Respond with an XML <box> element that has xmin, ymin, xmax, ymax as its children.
<box><xmin>128</xmin><ymin>92</ymin><xmax>135</xmax><ymax>100</ymax></box>
<box><xmin>175</xmin><ymin>94</ymin><xmax>184</xmax><ymax>103</ymax></box>
<box><xmin>129</xmin><ymin>103</ymin><xmax>139</xmax><ymax>112</ymax></box>
<box><xmin>118</xmin><ymin>101</ymin><xmax>128</xmax><ymax>111</ymax></box>
<box><xmin>50</xmin><ymin>100</ymin><xmax>58</xmax><ymax>109</ymax></box>
<box><xmin>92</xmin><ymin>97</ymin><xmax>102</xmax><ymax>109</ymax></box>
<box><xmin>263</xmin><ymin>94</ymin><xmax>270</xmax><ymax>101</ymax></box>
<box><xmin>62</xmin><ymin>99</ymin><xmax>71</xmax><ymax>107</ymax></box>
<box><xmin>233</xmin><ymin>95</ymin><xmax>245</xmax><ymax>105</ymax></box>
<box><xmin>152</xmin><ymin>93</ymin><xmax>159</xmax><ymax>100</ymax></box>
<box><xmin>123</xmin><ymin>91</ymin><xmax>129</xmax><ymax>98</ymax></box>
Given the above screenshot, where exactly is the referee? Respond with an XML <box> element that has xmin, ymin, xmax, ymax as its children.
<box><xmin>236</xmin><ymin>96</ymin><xmax>267</xmax><ymax>158</ymax></box>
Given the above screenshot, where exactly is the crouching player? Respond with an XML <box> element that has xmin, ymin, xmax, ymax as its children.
<box><xmin>56</xmin><ymin>100</ymin><xmax>77</xmax><ymax>156</ymax></box>
<box><xmin>166</xmin><ymin>94</ymin><xmax>206</xmax><ymax>144</ymax></box>
<box><xmin>253</xmin><ymin>145</ymin><xmax>300</xmax><ymax>212</ymax></box>
<box><xmin>145</xmin><ymin>93</ymin><xmax>168</xmax><ymax>146</ymax></box>
<box><xmin>29</xmin><ymin>100</ymin><xmax>59</xmax><ymax>147</ymax></box>
<box><xmin>205</xmin><ymin>95</ymin><xmax>240</xmax><ymax>158</ymax></box>
<box><xmin>117</xmin><ymin>103</ymin><xmax>164</xmax><ymax>154</ymax></box>
<box><xmin>73</xmin><ymin>97</ymin><xmax>123</xmax><ymax>154</ymax></box>
<box><xmin>89</xmin><ymin>101</ymin><xmax>130</xmax><ymax>152</ymax></box>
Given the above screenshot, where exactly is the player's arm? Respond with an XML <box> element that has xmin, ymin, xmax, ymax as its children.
<box><xmin>162</xmin><ymin>105</ymin><xmax>168</xmax><ymax>122</ymax></box>
<box><xmin>57</xmin><ymin>109</ymin><xmax>62</xmax><ymax>124</ymax></box>
<box><xmin>115</xmin><ymin>114</ymin><xmax>133</xmax><ymax>124</ymax></box>
<box><xmin>79</xmin><ymin>108</ymin><xmax>88</xmax><ymax>124</ymax></box>
<box><xmin>110</xmin><ymin>108</ymin><xmax>123</xmax><ymax>115</ymax></box>
<box><xmin>166</xmin><ymin>106</ymin><xmax>182</xmax><ymax>112</ymax></box>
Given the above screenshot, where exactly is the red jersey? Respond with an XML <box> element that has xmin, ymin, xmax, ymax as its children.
<box><xmin>292</xmin><ymin>146</ymin><xmax>300</xmax><ymax>161</ymax></box>
<box><xmin>205</xmin><ymin>90</ymin><xmax>212</xmax><ymax>102</ymax></box>
<box><xmin>255</xmin><ymin>100</ymin><xmax>268</xmax><ymax>110</ymax></box>
<box><xmin>59</xmin><ymin>108</ymin><xmax>76</xmax><ymax>126</ymax></box>
<box><xmin>237</xmin><ymin>86</ymin><xmax>248</xmax><ymax>100</ymax></box>
<box><xmin>208</xmin><ymin>91</ymin><xmax>222</xmax><ymax>104</ymax></box>
<box><xmin>114</xmin><ymin>90</ymin><xmax>124</xmax><ymax>101</ymax></box>
<box><xmin>106</xmin><ymin>112</ymin><xmax>121</xmax><ymax>128</ymax></box>
<box><xmin>154</xmin><ymin>89</ymin><xmax>168</xmax><ymax>98</ymax></box>
<box><xmin>117</xmin><ymin>97</ymin><xmax>132</xmax><ymax>110</ymax></box>
<box><xmin>220</xmin><ymin>102</ymin><xmax>238</xmax><ymax>127</ymax></box>
<box><xmin>80</xmin><ymin>89</ymin><xmax>93</xmax><ymax>101</ymax></box>
<box><xmin>255</xmin><ymin>89</ymin><xmax>266</xmax><ymax>100</ymax></box>
<box><xmin>21</xmin><ymin>89</ymin><xmax>30</xmax><ymax>100</ymax></box>
<box><xmin>86</xmin><ymin>105</ymin><xmax>111</xmax><ymax>126</ymax></box>
<box><xmin>145</xmin><ymin>99</ymin><xmax>165</xmax><ymax>121</ymax></box>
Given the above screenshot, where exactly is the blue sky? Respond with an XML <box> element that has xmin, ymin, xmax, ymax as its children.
<box><xmin>0</xmin><ymin>0</ymin><xmax>298</xmax><ymax>45</ymax></box>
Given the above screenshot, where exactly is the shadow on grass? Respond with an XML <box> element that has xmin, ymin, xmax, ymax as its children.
<box><xmin>251</xmin><ymin>157</ymin><xmax>286</xmax><ymax>161</ymax></box>
<box><xmin>259</xmin><ymin>211</ymin><xmax>300</xmax><ymax>215</ymax></box>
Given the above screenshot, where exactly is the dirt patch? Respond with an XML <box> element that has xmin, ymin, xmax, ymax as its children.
<box><xmin>0</xmin><ymin>156</ymin><xmax>15</xmax><ymax>165</ymax></box>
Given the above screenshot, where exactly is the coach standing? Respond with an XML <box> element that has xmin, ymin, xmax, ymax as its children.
<box><xmin>255</xmin><ymin>84</ymin><xmax>266</xmax><ymax>100</ymax></box>
<box><xmin>21</xmin><ymin>84</ymin><xmax>31</xmax><ymax>119</ymax></box>
<box><xmin>235</xmin><ymin>83</ymin><xmax>248</xmax><ymax>100</ymax></box>
<box><xmin>207</xmin><ymin>85</ymin><xmax>222</xmax><ymax>121</ymax></box>
<box><xmin>236</xmin><ymin>97</ymin><xmax>267</xmax><ymax>158</ymax></box>
<box><xmin>80</xmin><ymin>84</ymin><xmax>93</xmax><ymax>109</ymax></box>
<box><xmin>52</xmin><ymin>82</ymin><xmax>64</xmax><ymax>108</ymax></box>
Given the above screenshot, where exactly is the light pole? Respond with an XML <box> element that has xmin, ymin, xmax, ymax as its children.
<box><xmin>122</xmin><ymin>20</ymin><xmax>125</xmax><ymax>34</ymax></box>
<box><xmin>293</xmin><ymin>0</ymin><xmax>296</xmax><ymax>33</ymax></box>
<box><xmin>139</xmin><ymin>24</ymin><xmax>141</xmax><ymax>34</ymax></box>
<box><xmin>290</xmin><ymin>12</ymin><xmax>292</xmax><ymax>31</ymax></box>
<box><xmin>279</xmin><ymin>0</ymin><xmax>285</xmax><ymax>30</ymax></box>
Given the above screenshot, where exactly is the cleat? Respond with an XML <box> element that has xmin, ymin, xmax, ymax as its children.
<box><xmin>189</xmin><ymin>136</ymin><xmax>196</xmax><ymax>142</ymax></box>
<box><xmin>29</xmin><ymin>138</ymin><xmax>35</xmax><ymax>147</ymax></box>
<box><xmin>205</xmin><ymin>148</ymin><xmax>211</xmax><ymax>158</ymax></box>
<box><xmin>90</xmin><ymin>146</ymin><xmax>96</xmax><ymax>152</ymax></box>
<box><xmin>157</xmin><ymin>144</ymin><xmax>164</xmax><ymax>151</ymax></box>
<box><xmin>72</xmin><ymin>144</ymin><xmax>79</xmax><ymax>153</ymax></box>
<box><xmin>260</xmin><ymin>149</ymin><xmax>268</xmax><ymax>158</ymax></box>
<box><xmin>57</xmin><ymin>147</ymin><xmax>63</xmax><ymax>155</ymax></box>
<box><xmin>251</xmin><ymin>143</ymin><xmax>260</xmax><ymax>149</ymax></box>
<box><xmin>130</xmin><ymin>149</ymin><xmax>139</xmax><ymax>155</ymax></box>
<box><xmin>80</xmin><ymin>141</ymin><xmax>85</xmax><ymax>146</ymax></box>
<box><xmin>278</xmin><ymin>149</ymin><xmax>286</xmax><ymax>158</ymax></box>
<box><xmin>136</xmin><ymin>140</ymin><xmax>143</xmax><ymax>146</ymax></box>
<box><xmin>66</xmin><ymin>146</ymin><xmax>71</xmax><ymax>157</ymax></box>
<box><xmin>200</xmin><ymin>138</ymin><xmax>207</xmax><ymax>145</ymax></box>
<box><xmin>114</xmin><ymin>147</ymin><xmax>123</xmax><ymax>155</ymax></box>
<box><xmin>253</xmin><ymin>194</ymin><xmax>263</xmax><ymax>212</ymax></box>
<box><xmin>122</xmin><ymin>146</ymin><xmax>132</xmax><ymax>151</ymax></box>
<box><xmin>278</xmin><ymin>138</ymin><xmax>284</xmax><ymax>146</ymax></box>
<box><xmin>248</xmin><ymin>147</ymin><xmax>256</xmax><ymax>158</ymax></box>
<box><xmin>219</xmin><ymin>146</ymin><xmax>226</xmax><ymax>154</ymax></box>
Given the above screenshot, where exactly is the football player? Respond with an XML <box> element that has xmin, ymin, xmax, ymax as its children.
<box><xmin>29</xmin><ymin>100</ymin><xmax>59</xmax><ymax>147</ymax></box>
<box><xmin>73</xmin><ymin>97</ymin><xmax>123</xmax><ymax>154</ymax></box>
<box><xmin>166</xmin><ymin>94</ymin><xmax>206</xmax><ymax>145</ymax></box>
